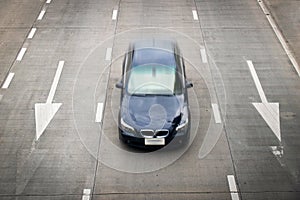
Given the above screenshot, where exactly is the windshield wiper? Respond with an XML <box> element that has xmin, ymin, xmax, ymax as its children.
<box><xmin>132</xmin><ymin>93</ymin><xmax>175</xmax><ymax>97</ymax></box>
<box><xmin>131</xmin><ymin>93</ymin><xmax>147</xmax><ymax>97</ymax></box>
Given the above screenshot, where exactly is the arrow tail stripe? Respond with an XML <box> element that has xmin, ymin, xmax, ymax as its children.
<box><xmin>247</xmin><ymin>60</ymin><xmax>268</xmax><ymax>103</ymax></box>
<box><xmin>46</xmin><ymin>61</ymin><xmax>64</xmax><ymax>104</ymax></box>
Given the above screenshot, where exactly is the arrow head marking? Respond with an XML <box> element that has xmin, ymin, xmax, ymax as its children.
<box><xmin>35</xmin><ymin>103</ymin><xmax>62</xmax><ymax>141</ymax></box>
<box><xmin>252</xmin><ymin>102</ymin><xmax>281</xmax><ymax>141</ymax></box>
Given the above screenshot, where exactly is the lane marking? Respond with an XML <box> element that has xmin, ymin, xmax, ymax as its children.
<box><xmin>16</xmin><ymin>48</ymin><xmax>27</xmax><ymax>61</ymax></box>
<box><xmin>35</xmin><ymin>61</ymin><xmax>64</xmax><ymax>140</ymax></box>
<box><xmin>112</xmin><ymin>9</ymin><xmax>118</xmax><ymax>20</ymax></box>
<box><xmin>27</xmin><ymin>28</ymin><xmax>37</xmax><ymax>39</ymax></box>
<box><xmin>95</xmin><ymin>103</ymin><xmax>104</xmax><ymax>122</ymax></box>
<box><xmin>247</xmin><ymin>60</ymin><xmax>281</xmax><ymax>141</ymax></box>
<box><xmin>82</xmin><ymin>189</ymin><xmax>91</xmax><ymax>200</ymax></box>
<box><xmin>105</xmin><ymin>48</ymin><xmax>112</xmax><ymax>61</ymax></box>
<box><xmin>2</xmin><ymin>73</ymin><xmax>15</xmax><ymax>89</ymax></box>
<box><xmin>46</xmin><ymin>61</ymin><xmax>64</xmax><ymax>104</ymax></box>
<box><xmin>257</xmin><ymin>0</ymin><xmax>300</xmax><ymax>76</ymax></box>
<box><xmin>200</xmin><ymin>48</ymin><xmax>208</xmax><ymax>63</ymax></box>
<box><xmin>37</xmin><ymin>10</ymin><xmax>46</xmax><ymax>20</ymax></box>
<box><xmin>192</xmin><ymin>10</ymin><xmax>198</xmax><ymax>20</ymax></box>
<box><xmin>270</xmin><ymin>146</ymin><xmax>283</xmax><ymax>157</ymax></box>
<box><xmin>0</xmin><ymin>94</ymin><xmax>3</xmax><ymax>102</ymax></box>
<box><xmin>227</xmin><ymin>175</ymin><xmax>240</xmax><ymax>200</ymax></box>
<box><xmin>46</xmin><ymin>0</ymin><xmax>51</xmax><ymax>3</ymax></box>
<box><xmin>247</xmin><ymin>60</ymin><xmax>267</xmax><ymax>103</ymax></box>
<box><xmin>212</xmin><ymin>103</ymin><xmax>221</xmax><ymax>123</ymax></box>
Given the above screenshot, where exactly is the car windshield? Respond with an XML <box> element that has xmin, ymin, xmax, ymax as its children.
<box><xmin>126</xmin><ymin>64</ymin><xmax>182</xmax><ymax>96</ymax></box>
<box><xmin>132</xmin><ymin>48</ymin><xmax>176</xmax><ymax>67</ymax></box>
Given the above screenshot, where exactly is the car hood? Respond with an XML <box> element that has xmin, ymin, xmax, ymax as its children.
<box><xmin>121</xmin><ymin>94</ymin><xmax>184</xmax><ymax>130</ymax></box>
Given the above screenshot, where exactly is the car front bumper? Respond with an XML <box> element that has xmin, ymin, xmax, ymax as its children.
<box><xmin>119</xmin><ymin>128</ymin><xmax>189</xmax><ymax>149</ymax></box>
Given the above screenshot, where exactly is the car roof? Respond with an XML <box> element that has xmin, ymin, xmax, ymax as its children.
<box><xmin>130</xmin><ymin>39</ymin><xmax>178</xmax><ymax>67</ymax></box>
<box><xmin>131</xmin><ymin>39</ymin><xmax>177</xmax><ymax>52</ymax></box>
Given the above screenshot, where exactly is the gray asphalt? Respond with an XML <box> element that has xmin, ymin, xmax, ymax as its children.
<box><xmin>0</xmin><ymin>0</ymin><xmax>299</xmax><ymax>200</ymax></box>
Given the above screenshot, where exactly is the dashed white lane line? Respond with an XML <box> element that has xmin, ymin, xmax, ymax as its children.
<box><xmin>2</xmin><ymin>73</ymin><xmax>15</xmax><ymax>89</ymax></box>
<box><xmin>192</xmin><ymin>10</ymin><xmax>198</xmax><ymax>20</ymax></box>
<box><xmin>37</xmin><ymin>10</ymin><xmax>46</xmax><ymax>20</ymax></box>
<box><xmin>27</xmin><ymin>28</ymin><xmax>37</xmax><ymax>39</ymax></box>
<box><xmin>95</xmin><ymin>103</ymin><xmax>104</xmax><ymax>123</ymax></box>
<box><xmin>212</xmin><ymin>103</ymin><xmax>222</xmax><ymax>123</ymax></box>
<box><xmin>200</xmin><ymin>48</ymin><xmax>208</xmax><ymax>63</ymax></box>
<box><xmin>105</xmin><ymin>48</ymin><xmax>112</xmax><ymax>61</ymax></box>
<box><xmin>112</xmin><ymin>9</ymin><xmax>118</xmax><ymax>20</ymax></box>
<box><xmin>46</xmin><ymin>61</ymin><xmax>64</xmax><ymax>104</ymax></box>
<box><xmin>227</xmin><ymin>175</ymin><xmax>240</xmax><ymax>200</ymax></box>
<box><xmin>16</xmin><ymin>48</ymin><xmax>27</xmax><ymax>61</ymax></box>
<box><xmin>46</xmin><ymin>0</ymin><xmax>51</xmax><ymax>3</ymax></box>
<box><xmin>82</xmin><ymin>189</ymin><xmax>91</xmax><ymax>200</ymax></box>
<box><xmin>257</xmin><ymin>0</ymin><xmax>300</xmax><ymax>76</ymax></box>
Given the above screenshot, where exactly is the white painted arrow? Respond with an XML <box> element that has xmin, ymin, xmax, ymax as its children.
<box><xmin>34</xmin><ymin>61</ymin><xmax>64</xmax><ymax>141</ymax></box>
<box><xmin>247</xmin><ymin>60</ymin><xmax>281</xmax><ymax>141</ymax></box>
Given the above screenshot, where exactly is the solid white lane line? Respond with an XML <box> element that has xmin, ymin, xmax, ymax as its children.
<box><xmin>105</xmin><ymin>48</ymin><xmax>112</xmax><ymax>61</ymax></box>
<box><xmin>257</xmin><ymin>0</ymin><xmax>300</xmax><ymax>76</ymax></box>
<box><xmin>258</xmin><ymin>0</ymin><xmax>270</xmax><ymax>14</ymax></box>
<box><xmin>16</xmin><ymin>48</ymin><xmax>27</xmax><ymax>61</ymax></box>
<box><xmin>27</xmin><ymin>28</ymin><xmax>37</xmax><ymax>39</ymax></box>
<box><xmin>46</xmin><ymin>0</ymin><xmax>51</xmax><ymax>3</ymax></box>
<box><xmin>112</xmin><ymin>9</ymin><xmax>118</xmax><ymax>20</ymax></box>
<box><xmin>2</xmin><ymin>73</ymin><xmax>15</xmax><ymax>89</ymax></box>
<box><xmin>37</xmin><ymin>10</ymin><xmax>46</xmax><ymax>20</ymax></box>
<box><xmin>95</xmin><ymin>103</ymin><xmax>104</xmax><ymax>122</ymax></box>
<box><xmin>227</xmin><ymin>175</ymin><xmax>240</xmax><ymax>200</ymax></box>
<box><xmin>82</xmin><ymin>189</ymin><xmax>91</xmax><ymax>200</ymax></box>
<box><xmin>212</xmin><ymin>103</ymin><xmax>222</xmax><ymax>123</ymax></box>
<box><xmin>247</xmin><ymin>60</ymin><xmax>268</xmax><ymax>103</ymax></box>
<box><xmin>200</xmin><ymin>48</ymin><xmax>208</xmax><ymax>63</ymax></box>
<box><xmin>192</xmin><ymin>10</ymin><xmax>198</xmax><ymax>20</ymax></box>
<box><xmin>46</xmin><ymin>61</ymin><xmax>64</xmax><ymax>104</ymax></box>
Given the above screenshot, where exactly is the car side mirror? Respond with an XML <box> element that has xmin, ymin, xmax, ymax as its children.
<box><xmin>115</xmin><ymin>81</ymin><xmax>123</xmax><ymax>89</ymax></box>
<box><xmin>186</xmin><ymin>81</ymin><xmax>193</xmax><ymax>88</ymax></box>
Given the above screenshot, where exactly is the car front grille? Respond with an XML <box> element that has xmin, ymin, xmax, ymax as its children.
<box><xmin>155</xmin><ymin>129</ymin><xmax>169</xmax><ymax>138</ymax></box>
<box><xmin>140</xmin><ymin>129</ymin><xmax>169</xmax><ymax>138</ymax></box>
<box><xmin>140</xmin><ymin>129</ymin><xmax>155</xmax><ymax>138</ymax></box>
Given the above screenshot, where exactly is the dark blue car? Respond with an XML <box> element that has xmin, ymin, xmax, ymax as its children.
<box><xmin>115</xmin><ymin>39</ymin><xmax>193</xmax><ymax>148</ymax></box>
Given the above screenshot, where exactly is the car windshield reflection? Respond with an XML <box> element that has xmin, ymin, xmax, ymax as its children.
<box><xmin>126</xmin><ymin>64</ymin><xmax>182</xmax><ymax>96</ymax></box>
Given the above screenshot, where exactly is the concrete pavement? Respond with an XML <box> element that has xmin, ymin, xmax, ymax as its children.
<box><xmin>0</xmin><ymin>0</ymin><xmax>299</xmax><ymax>199</ymax></box>
<box><xmin>263</xmin><ymin>0</ymin><xmax>300</xmax><ymax>73</ymax></box>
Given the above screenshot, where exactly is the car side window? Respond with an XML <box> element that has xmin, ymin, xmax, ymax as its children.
<box><xmin>122</xmin><ymin>53</ymin><xmax>128</xmax><ymax>75</ymax></box>
<box><xmin>126</xmin><ymin>50</ymin><xmax>133</xmax><ymax>73</ymax></box>
<box><xmin>174</xmin><ymin>49</ymin><xmax>183</xmax><ymax>75</ymax></box>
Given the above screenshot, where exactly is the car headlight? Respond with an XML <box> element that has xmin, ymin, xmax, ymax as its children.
<box><xmin>176</xmin><ymin>118</ymin><xmax>188</xmax><ymax>131</ymax></box>
<box><xmin>120</xmin><ymin>118</ymin><xmax>136</xmax><ymax>133</ymax></box>
<box><xmin>176</xmin><ymin>107</ymin><xmax>189</xmax><ymax>131</ymax></box>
